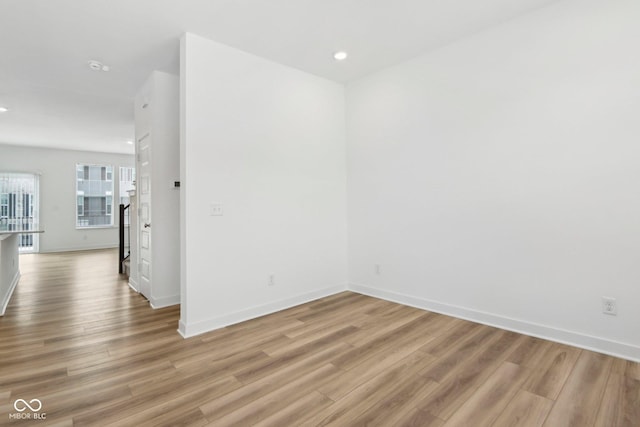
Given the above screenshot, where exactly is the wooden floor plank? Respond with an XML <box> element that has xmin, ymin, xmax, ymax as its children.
<box><xmin>419</xmin><ymin>319</ymin><xmax>482</xmax><ymax>357</ymax></box>
<box><xmin>611</xmin><ymin>358</ymin><xmax>640</xmax><ymax>381</ymax></box>
<box><xmin>253</xmin><ymin>391</ymin><xmax>334</xmax><ymax>427</ymax></box>
<box><xmin>198</xmin><ymin>343</ymin><xmax>352</xmax><ymax>421</ymax></box>
<box><xmin>594</xmin><ymin>373</ymin><xmax>640</xmax><ymax>427</ymax></box>
<box><xmin>442</xmin><ymin>361</ymin><xmax>530</xmax><ymax>427</ymax></box>
<box><xmin>521</xmin><ymin>342</ymin><xmax>581</xmax><ymax>400</ymax></box>
<box><xmin>420</xmin><ymin>326</ymin><xmax>503</xmax><ymax>383</ymax></box>
<box><xmin>505</xmin><ymin>336</ymin><xmax>551</xmax><ymax>368</ymax></box>
<box><xmin>330</xmin><ymin>312</ymin><xmax>437</xmax><ymax>371</ymax></box>
<box><xmin>543</xmin><ymin>351</ymin><xmax>613</xmax><ymax>426</ymax></box>
<box><xmin>303</xmin><ymin>350</ymin><xmax>436</xmax><ymax>426</ymax></box>
<box><xmin>492</xmin><ymin>389</ymin><xmax>554</xmax><ymax>427</ymax></box>
<box><xmin>345</xmin><ymin>374</ymin><xmax>439</xmax><ymax>426</ymax></box>
<box><xmin>394</xmin><ymin>408</ymin><xmax>445</xmax><ymax>427</ymax></box>
<box><xmin>207</xmin><ymin>364</ymin><xmax>340</xmax><ymax>425</ymax></box>
<box><xmin>318</xmin><ymin>334</ymin><xmax>434</xmax><ymax>401</ymax></box>
<box><xmin>415</xmin><ymin>329</ymin><xmax>524</xmax><ymax>420</ymax></box>
<box><xmin>115</xmin><ymin>376</ymin><xmax>243</xmax><ymax>427</ymax></box>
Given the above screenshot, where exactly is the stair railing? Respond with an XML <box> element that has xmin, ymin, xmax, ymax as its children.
<box><xmin>118</xmin><ymin>203</ymin><xmax>131</xmax><ymax>274</ymax></box>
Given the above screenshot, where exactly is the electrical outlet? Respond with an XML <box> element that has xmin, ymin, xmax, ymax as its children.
<box><xmin>210</xmin><ymin>204</ymin><xmax>223</xmax><ymax>216</ymax></box>
<box><xmin>268</xmin><ymin>274</ymin><xmax>275</xmax><ymax>286</ymax></box>
<box><xmin>602</xmin><ymin>297</ymin><xmax>617</xmax><ymax>316</ymax></box>
<box><xmin>375</xmin><ymin>264</ymin><xmax>381</xmax><ymax>275</ymax></box>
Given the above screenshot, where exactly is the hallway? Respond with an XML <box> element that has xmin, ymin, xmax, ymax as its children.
<box><xmin>0</xmin><ymin>249</ymin><xmax>182</xmax><ymax>425</ymax></box>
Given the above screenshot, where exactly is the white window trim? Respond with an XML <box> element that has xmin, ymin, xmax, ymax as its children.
<box><xmin>75</xmin><ymin>163</ymin><xmax>115</xmax><ymax>229</ymax></box>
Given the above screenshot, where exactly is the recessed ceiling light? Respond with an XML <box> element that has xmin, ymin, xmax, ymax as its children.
<box><xmin>0</xmin><ymin>107</ymin><xmax>8</xmax><ymax>113</ymax></box>
<box><xmin>88</xmin><ymin>60</ymin><xmax>110</xmax><ymax>72</ymax></box>
<box><xmin>126</xmin><ymin>140</ymin><xmax>133</xmax><ymax>145</ymax></box>
<box><xmin>333</xmin><ymin>51</ymin><xmax>348</xmax><ymax>61</ymax></box>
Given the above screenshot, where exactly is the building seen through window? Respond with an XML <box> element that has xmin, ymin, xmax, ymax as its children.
<box><xmin>119</xmin><ymin>167</ymin><xmax>136</xmax><ymax>206</ymax></box>
<box><xmin>0</xmin><ymin>172</ymin><xmax>39</xmax><ymax>251</ymax></box>
<box><xmin>76</xmin><ymin>164</ymin><xmax>114</xmax><ymax>228</ymax></box>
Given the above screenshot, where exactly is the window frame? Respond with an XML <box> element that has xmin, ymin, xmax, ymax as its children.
<box><xmin>0</xmin><ymin>193</ymin><xmax>8</xmax><ymax>218</ymax></box>
<box><xmin>75</xmin><ymin>163</ymin><xmax>115</xmax><ymax>229</ymax></box>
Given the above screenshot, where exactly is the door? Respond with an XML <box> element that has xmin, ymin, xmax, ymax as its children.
<box><xmin>137</xmin><ymin>131</ymin><xmax>152</xmax><ymax>300</ymax></box>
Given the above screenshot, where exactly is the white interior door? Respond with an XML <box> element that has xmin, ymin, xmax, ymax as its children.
<box><xmin>138</xmin><ymin>131</ymin><xmax>152</xmax><ymax>300</ymax></box>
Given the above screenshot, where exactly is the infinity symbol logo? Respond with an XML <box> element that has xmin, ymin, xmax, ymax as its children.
<box><xmin>13</xmin><ymin>399</ymin><xmax>42</xmax><ymax>412</ymax></box>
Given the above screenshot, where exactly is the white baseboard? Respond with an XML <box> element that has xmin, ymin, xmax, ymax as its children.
<box><xmin>0</xmin><ymin>270</ymin><xmax>20</xmax><ymax>316</ymax></box>
<box><xmin>179</xmin><ymin>284</ymin><xmax>347</xmax><ymax>338</ymax></box>
<box><xmin>349</xmin><ymin>283</ymin><xmax>640</xmax><ymax>363</ymax></box>
<box><xmin>128</xmin><ymin>278</ymin><xmax>139</xmax><ymax>293</ymax></box>
<box><xmin>177</xmin><ymin>320</ymin><xmax>188</xmax><ymax>338</ymax></box>
<box><xmin>40</xmin><ymin>244</ymin><xmax>119</xmax><ymax>253</ymax></box>
<box><xmin>150</xmin><ymin>294</ymin><xmax>180</xmax><ymax>309</ymax></box>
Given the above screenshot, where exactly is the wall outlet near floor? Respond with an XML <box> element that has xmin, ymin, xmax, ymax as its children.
<box><xmin>268</xmin><ymin>274</ymin><xmax>275</xmax><ymax>286</ymax></box>
<box><xmin>602</xmin><ymin>297</ymin><xmax>617</xmax><ymax>315</ymax></box>
<box><xmin>209</xmin><ymin>204</ymin><xmax>223</xmax><ymax>216</ymax></box>
<box><xmin>375</xmin><ymin>264</ymin><xmax>381</xmax><ymax>275</ymax></box>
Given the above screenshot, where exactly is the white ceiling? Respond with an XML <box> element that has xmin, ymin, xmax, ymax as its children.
<box><xmin>0</xmin><ymin>0</ymin><xmax>561</xmax><ymax>154</ymax></box>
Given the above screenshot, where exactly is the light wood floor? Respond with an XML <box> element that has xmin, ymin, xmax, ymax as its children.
<box><xmin>1</xmin><ymin>249</ymin><xmax>639</xmax><ymax>426</ymax></box>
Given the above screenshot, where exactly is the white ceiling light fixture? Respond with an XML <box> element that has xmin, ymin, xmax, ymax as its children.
<box><xmin>126</xmin><ymin>140</ymin><xmax>133</xmax><ymax>145</ymax></box>
<box><xmin>333</xmin><ymin>51</ymin><xmax>348</xmax><ymax>61</ymax></box>
<box><xmin>0</xmin><ymin>107</ymin><xmax>8</xmax><ymax>113</ymax></box>
<box><xmin>88</xmin><ymin>60</ymin><xmax>110</xmax><ymax>72</ymax></box>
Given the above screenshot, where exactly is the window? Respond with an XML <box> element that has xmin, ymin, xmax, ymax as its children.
<box><xmin>0</xmin><ymin>193</ymin><xmax>7</xmax><ymax>217</ymax></box>
<box><xmin>119</xmin><ymin>167</ymin><xmax>136</xmax><ymax>205</ymax></box>
<box><xmin>0</xmin><ymin>173</ymin><xmax>39</xmax><ymax>252</ymax></box>
<box><xmin>76</xmin><ymin>164</ymin><xmax>114</xmax><ymax>228</ymax></box>
<box><xmin>77</xmin><ymin>194</ymin><xmax>84</xmax><ymax>216</ymax></box>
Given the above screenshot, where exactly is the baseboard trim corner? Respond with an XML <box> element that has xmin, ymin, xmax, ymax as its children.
<box><xmin>128</xmin><ymin>278</ymin><xmax>139</xmax><ymax>293</ymax></box>
<box><xmin>177</xmin><ymin>319</ymin><xmax>188</xmax><ymax>338</ymax></box>
<box><xmin>150</xmin><ymin>294</ymin><xmax>181</xmax><ymax>309</ymax></box>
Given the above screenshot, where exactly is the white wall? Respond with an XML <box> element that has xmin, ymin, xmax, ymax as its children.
<box><xmin>0</xmin><ymin>144</ymin><xmax>135</xmax><ymax>252</ymax></box>
<box><xmin>347</xmin><ymin>0</ymin><xmax>640</xmax><ymax>360</ymax></box>
<box><xmin>0</xmin><ymin>234</ymin><xmax>20</xmax><ymax>315</ymax></box>
<box><xmin>180</xmin><ymin>33</ymin><xmax>347</xmax><ymax>336</ymax></box>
